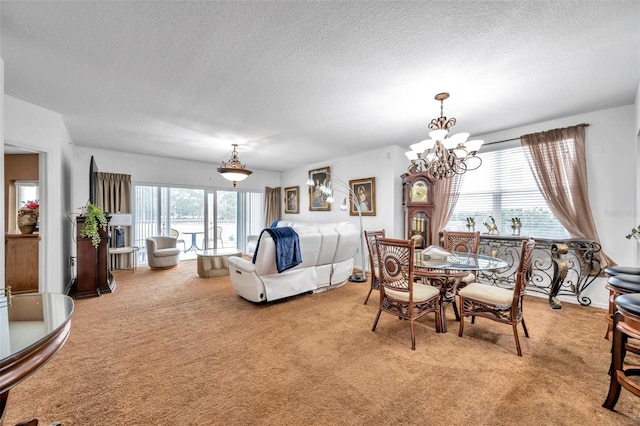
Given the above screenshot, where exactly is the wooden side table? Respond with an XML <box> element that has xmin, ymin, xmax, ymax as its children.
<box><xmin>197</xmin><ymin>249</ymin><xmax>242</xmax><ymax>278</ymax></box>
<box><xmin>109</xmin><ymin>246</ymin><xmax>139</xmax><ymax>273</ymax></box>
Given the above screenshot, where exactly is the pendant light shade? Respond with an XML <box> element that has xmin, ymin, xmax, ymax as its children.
<box><xmin>217</xmin><ymin>144</ymin><xmax>253</xmax><ymax>187</ymax></box>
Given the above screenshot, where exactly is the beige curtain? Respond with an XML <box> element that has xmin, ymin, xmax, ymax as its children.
<box><xmin>521</xmin><ymin>124</ymin><xmax>614</xmax><ymax>269</ymax></box>
<box><xmin>431</xmin><ymin>174</ymin><xmax>464</xmax><ymax>245</ymax></box>
<box><xmin>96</xmin><ymin>172</ymin><xmax>132</xmax><ymax>268</ymax></box>
<box><xmin>96</xmin><ymin>172</ymin><xmax>132</xmax><ymax>214</ymax></box>
<box><xmin>264</xmin><ymin>187</ymin><xmax>281</xmax><ymax>228</ymax></box>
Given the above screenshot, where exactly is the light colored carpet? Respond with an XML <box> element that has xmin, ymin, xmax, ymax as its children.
<box><xmin>4</xmin><ymin>260</ymin><xmax>639</xmax><ymax>425</ymax></box>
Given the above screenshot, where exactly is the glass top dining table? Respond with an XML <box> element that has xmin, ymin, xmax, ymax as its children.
<box><xmin>413</xmin><ymin>250</ymin><xmax>508</xmax><ymax>333</ymax></box>
<box><xmin>414</xmin><ymin>251</ymin><xmax>509</xmax><ymax>272</ymax></box>
<box><xmin>1</xmin><ymin>292</ymin><xmax>74</xmax><ymax>422</ymax></box>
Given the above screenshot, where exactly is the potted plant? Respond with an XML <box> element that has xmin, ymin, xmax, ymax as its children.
<box><xmin>80</xmin><ymin>202</ymin><xmax>108</xmax><ymax>248</ymax></box>
<box><xmin>625</xmin><ymin>225</ymin><xmax>640</xmax><ymax>241</ymax></box>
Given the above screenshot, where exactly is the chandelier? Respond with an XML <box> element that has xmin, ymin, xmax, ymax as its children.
<box><xmin>217</xmin><ymin>144</ymin><xmax>253</xmax><ymax>187</ymax></box>
<box><xmin>405</xmin><ymin>92</ymin><xmax>484</xmax><ymax>179</ymax></box>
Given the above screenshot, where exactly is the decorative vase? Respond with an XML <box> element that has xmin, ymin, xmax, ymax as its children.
<box><xmin>17</xmin><ymin>208</ymin><xmax>38</xmax><ymax>234</ymax></box>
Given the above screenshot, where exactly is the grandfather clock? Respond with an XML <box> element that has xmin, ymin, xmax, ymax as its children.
<box><xmin>402</xmin><ymin>173</ymin><xmax>435</xmax><ymax>249</ymax></box>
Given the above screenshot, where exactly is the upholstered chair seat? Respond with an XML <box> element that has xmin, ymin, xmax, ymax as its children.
<box><xmin>457</xmin><ymin>283</ymin><xmax>513</xmax><ymax>308</ymax></box>
<box><xmin>604</xmin><ymin>266</ymin><xmax>640</xmax><ymax>277</ymax></box>
<box><xmin>461</xmin><ymin>272</ymin><xmax>476</xmax><ymax>284</ymax></box>
<box><xmin>385</xmin><ymin>283</ymin><xmax>439</xmax><ymax>303</ymax></box>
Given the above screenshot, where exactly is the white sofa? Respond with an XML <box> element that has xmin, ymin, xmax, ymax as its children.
<box><xmin>228</xmin><ymin>221</ymin><xmax>360</xmax><ymax>303</ymax></box>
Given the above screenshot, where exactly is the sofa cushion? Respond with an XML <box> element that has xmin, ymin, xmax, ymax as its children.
<box><xmin>155</xmin><ymin>247</ymin><xmax>181</xmax><ymax>258</ymax></box>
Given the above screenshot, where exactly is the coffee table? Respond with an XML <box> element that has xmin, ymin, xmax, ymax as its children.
<box><xmin>196</xmin><ymin>248</ymin><xmax>242</xmax><ymax>278</ymax></box>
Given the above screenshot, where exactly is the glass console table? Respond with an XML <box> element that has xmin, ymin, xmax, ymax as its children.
<box><xmin>0</xmin><ymin>292</ymin><xmax>74</xmax><ymax>424</ymax></box>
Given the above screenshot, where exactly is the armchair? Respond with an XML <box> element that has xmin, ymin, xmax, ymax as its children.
<box><xmin>146</xmin><ymin>236</ymin><xmax>181</xmax><ymax>269</ymax></box>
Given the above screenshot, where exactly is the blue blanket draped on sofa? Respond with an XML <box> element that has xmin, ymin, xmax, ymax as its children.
<box><xmin>252</xmin><ymin>227</ymin><xmax>302</xmax><ymax>273</ymax></box>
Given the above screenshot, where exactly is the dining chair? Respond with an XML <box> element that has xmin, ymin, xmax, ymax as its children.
<box><xmin>457</xmin><ymin>238</ymin><xmax>536</xmax><ymax>356</ymax></box>
<box><xmin>363</xmin><ymin>229</ymin><xmax>385</xmax><ymax>305</ymax></box>
<box><xmin>170</xmin><ymin>228</ymin><xmax>187</xmax><ymax>252</ymax></box>
<box><xmin>372</xmin><ymin>237</ymin><xmax>440</xmax><ymax>350</ymax></box>
<box><xmin>203</xmin><ymin>225</ymin><xmax>225</xmax><ymax>249</ymax></box>
<box><xmin>441</xmin><ymin>230</ymin><xmax>481</xmax><ymax>320</ymax></box>
<box><xmin>217</xmin><ymin>226</ymin><xmax>224</xmax><ymax>248</ymax></box>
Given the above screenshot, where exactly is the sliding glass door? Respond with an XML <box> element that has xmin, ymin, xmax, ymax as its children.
<box><xmin>133</xmin><ymin>184</ymin><xmax>263</xmax><ymax>264</ymax></box>
<box><xmin>204</xmin><ymin>190</ymin><xmax>237</xmax><ymax>250</ymax></box>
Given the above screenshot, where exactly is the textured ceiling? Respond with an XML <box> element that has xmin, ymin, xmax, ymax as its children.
<box><xmin>1</xmin><ymin>1</ymin><xmax>639</xmax><ymax>172</ymax></box>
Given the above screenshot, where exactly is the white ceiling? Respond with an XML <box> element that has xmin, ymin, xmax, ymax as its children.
<box><xmin>1</xmin><ymin>1</ymin><xmax>639</xmax><ymax>172</ymax></box>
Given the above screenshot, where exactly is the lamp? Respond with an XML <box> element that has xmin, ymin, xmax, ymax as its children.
<box><xmin>306</xmin><ymin>174</ymin><xmax>367</xmax><ymax>283</ymax></box>
<box><xmin>217</xmin><ymin>144</ymin><xmax>253</xmax><ymax>187</ymax></box>
<box><xmin>109</xmin><ymin>213</ymin><xmax>132</xmax><ymax>248</ymax></box>
<box><xmin>405</xmin><ymin>92</ymin><xmax>484</xmax><ymax>179</ymax></box>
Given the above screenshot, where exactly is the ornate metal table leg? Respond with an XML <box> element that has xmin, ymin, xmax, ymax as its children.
<box><xmin>549</xmin><ymin>243</ymin><xmax>569</xmax><ymax>310</ymax></box>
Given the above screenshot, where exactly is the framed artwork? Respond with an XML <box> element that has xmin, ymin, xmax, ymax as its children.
<box><xmin>308</xmin><ymin>166</ymin><xmax>331</xmax><ymax>211</ymax></box>
<box><xmin>284</xmin><ymin>186</ymin><xmax>299</xmax><ymax>214</ymax></box>
<box><xmin>349</xmin><ymin>177</ymin><xmax>376</xmax><ymax>216</ymax></box>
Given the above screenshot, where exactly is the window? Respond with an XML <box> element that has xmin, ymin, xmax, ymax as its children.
<box><xmin>16</xmin><ymin>181</ymin><xmax>39</xmax><ymax>208</ymax></box>
<box><xmin>446</xmin><ymin>146</ymin><xmax>569</xmax><ymax>239</ymax></box>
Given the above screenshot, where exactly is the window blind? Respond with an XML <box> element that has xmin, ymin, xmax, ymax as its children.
<box><xmin>447</xmin><ymin>146</ymin><xmax>569</xmax><ymax>239</ymax></box>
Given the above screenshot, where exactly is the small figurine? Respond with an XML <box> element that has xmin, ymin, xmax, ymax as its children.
<box><xmin>511</xmin><ymin>217</ymin><xmax>522</xmax><ymax>236</ymax></box>
<box><xmin>465</xmin><ymin>217</ymin><xmax>475</xmax><ymax>231</ymax></box>
<box><xmin>483</xmin><ymin>216</ymin><xmax>499</xmax><ymax>235</ymax></box>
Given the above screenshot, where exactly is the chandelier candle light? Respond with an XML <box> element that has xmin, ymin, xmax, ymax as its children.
<box><xmin>306</xmin><ymin>174</ymin><xmax>367</xmax><ymax>283</ymax></box>
<box><xmin>406</xmin><ymin>92</ymin><xmax>484</xmax><ymax>179</ymax></box>
<box><xmin>217</xmin><ymin>144</ymin><xmax>253</xmax><ymax>187</ymax></box>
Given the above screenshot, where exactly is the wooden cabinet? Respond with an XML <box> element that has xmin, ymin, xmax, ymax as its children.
<box><xmin>401</xmin><ymin>173</ymin><xmax>435</xmax><ymax>248</ymax></box>
<box><xmin>5</xmin><ymin>233</ymin><xmax>40</xmax><ymax>294</ymax></box>
<box><xmin>72</xmin><ymin>216</ymin><xmax>115</xmax><ymax>298</ymax></box>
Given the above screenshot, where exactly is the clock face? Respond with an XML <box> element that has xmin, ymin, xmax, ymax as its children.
<box><xmin>411</xmin><ymin>180</ymin><xmax>428</xmax><ymax>202</ymax></box>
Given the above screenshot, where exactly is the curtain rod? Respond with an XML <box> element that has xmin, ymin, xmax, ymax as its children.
<box><xmin>483</xmin><ymin>123</ymin><xmax>590</xmax><ymax>146</ymax></box>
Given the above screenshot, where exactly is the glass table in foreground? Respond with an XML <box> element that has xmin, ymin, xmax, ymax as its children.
<box><xmin>0</xmin><ymin>292</ymin><xmax>74</xmax><ymax>424</ymax></box>
<box><xmin>414</xmin><ymin>251</ymin><xmax>508</xmax><ymax>333</ymax></box>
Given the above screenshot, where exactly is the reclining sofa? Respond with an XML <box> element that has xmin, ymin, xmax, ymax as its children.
<box><xmin>228</xmin><ymin>221</ymin><xmax>360</xmax><ymax>303</ymax></box>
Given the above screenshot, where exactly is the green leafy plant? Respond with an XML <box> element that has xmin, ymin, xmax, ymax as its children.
<box><xmin>625</xmin><ymin>225</ymin><xmax>640</xmax><ymax>240</ymax></box>
<box><xmin>80</xmin><ymin>202</ymin><xmax>108</xmax><ymax>248</ymax></box>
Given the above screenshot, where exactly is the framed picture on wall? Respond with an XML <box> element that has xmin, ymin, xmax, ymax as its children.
<box><xmin>284</xmin><ymin>186</ymin><xmax>299</xmax><ymax>214</ymax></box>
<box><xmin>308</xmin><ymin>166</ymin><xmax>331</xmax><ymax>211</ymax></box>
<box><xmin>349</xmin><ymin>177</ymin><xmax>376</xmax><ymax>216</ymax></box>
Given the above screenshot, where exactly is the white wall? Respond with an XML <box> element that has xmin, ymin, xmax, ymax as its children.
<box><xmin>279</xmin><ymin>145</ymin><xmax>408</xmax><ymax>273</ymax></box>
<box><xmin>4</xmin><ymin>95</ymin><xmax>72</xmax><ymax>294</ymax></box>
